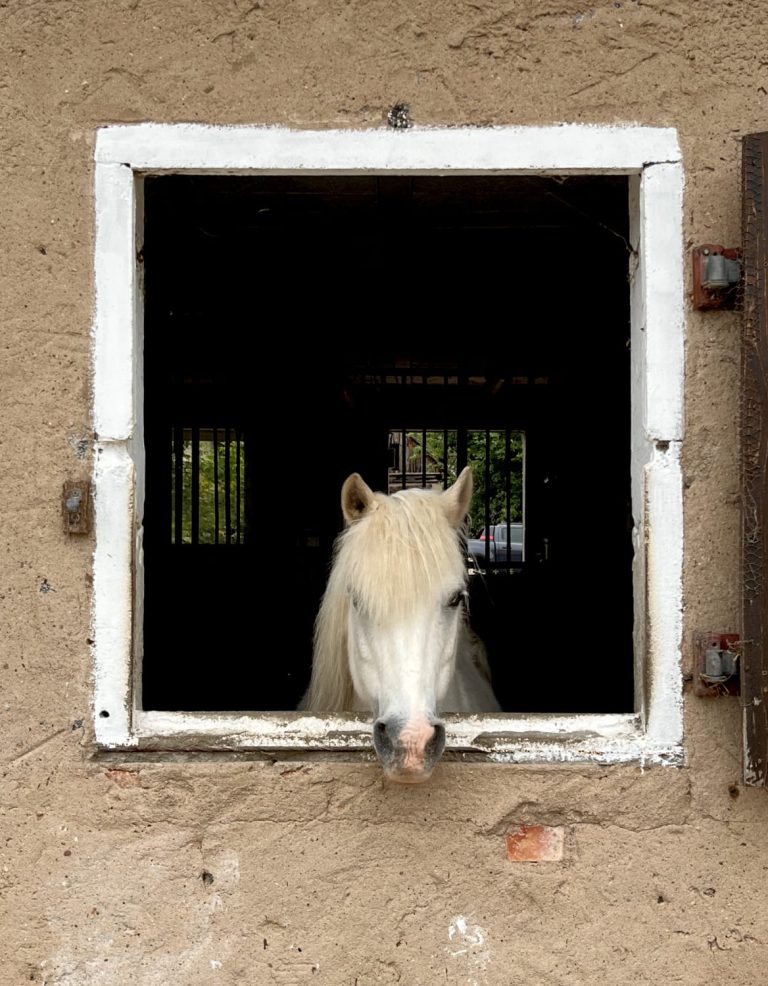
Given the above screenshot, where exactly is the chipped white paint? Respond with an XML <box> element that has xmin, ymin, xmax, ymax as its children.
<box><xmin>628</xmin><ymin>171</ymin><xmax>650</xmax><ymax>719</ymax></box>
<box><xmin>93</xmin><ymin>163</ymin><xmax>137</xmax><ymax>442</ymax></box>
<box><xmin>627</xmin><ymin>160</ymin><xmax>685</xmax><ymax>742</ymax></box>
<box><xmin>96</xmin><ymin>122</ymin><xmax>681</xmax><ymax>174</ymax></box>
<box><xmin>640</xmin><ymin>163</ymin><xmax>685</xmax><ymax>442</ymax></box>
<box><xmin>644</xmin><ymin>442</ymin><xmax>684</xmax><ymax>748</ymax></box>
<box><xmin>92</xmin><ymin>442</ymin><xmax>136</xmax><ymax>746</ymax></box>
<box><xmin>448</xmin><ymin>915</ymin><xmax>486</xmax><ymax>955</ymax></box>
<box><xmin>447</xmin><ymin>915</ymin><xmax>491</xmax><ymax>985</ymax></box>
<box><xmin>132</xmin><ymin>708</ymin><xmax>681</xmax><ymax>764</ymax></box>
<box><xmin>92</xmin><ymin>124</ymin><xmax>684</xmax><ymax>764</ymax></box>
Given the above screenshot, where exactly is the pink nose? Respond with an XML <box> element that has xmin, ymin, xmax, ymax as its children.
<box><xmin>372</xmin><ymin>717</ymin><xmax>446</xmax><ymax>782</ymax></box>
<box><xmin>400</xmin><ymin>719</ymin><xmax>436</xmax><ymax>771</ymax></box>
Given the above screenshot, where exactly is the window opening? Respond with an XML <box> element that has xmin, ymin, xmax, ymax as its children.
<box><xmin>141</xmin><ymin>173</ymin><xmax>633</xmax><ymax>716</ymax></box>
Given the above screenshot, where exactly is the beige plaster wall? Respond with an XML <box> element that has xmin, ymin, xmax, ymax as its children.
<box><xmin>1</xmin><ymin>0</ymin><xmax>767</xmax><ymax>982</ymax></box>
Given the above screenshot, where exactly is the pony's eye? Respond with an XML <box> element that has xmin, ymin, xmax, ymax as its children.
<box><xmin>447</xmin><ymin>590</ymin><xmax>465</xmax><ymax>608</ymax></box>
<box><xmin>349</xmin><ymin>590</ymin><xmax>362</xmax><ymax>610</ymax></box>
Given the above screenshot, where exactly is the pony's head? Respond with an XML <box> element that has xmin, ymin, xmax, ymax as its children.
<box><xmin>308</xmin><ymin>467</ymin><xmax>474</xmax><ymax>784</ymax></box>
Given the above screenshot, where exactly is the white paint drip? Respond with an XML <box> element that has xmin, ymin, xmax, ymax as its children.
<box><xmin>447</xmin><ymin>915</ymin><xmax>491</xmax><ymax>985</ymax></box>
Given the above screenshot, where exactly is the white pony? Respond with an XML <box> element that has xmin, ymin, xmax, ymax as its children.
<box><xmin>303</xmin><ymin>467</ymin><xmax>500</xmax><ymax>783</ymax></box>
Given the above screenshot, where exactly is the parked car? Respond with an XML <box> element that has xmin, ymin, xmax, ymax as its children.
<box><xmin>467</xmin><ymin>523</ymin><xmax>524</xmax><ymax>567</ymax></box>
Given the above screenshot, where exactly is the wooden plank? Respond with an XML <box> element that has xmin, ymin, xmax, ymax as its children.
<box><xmin>741</xmin><ymin>132</ymin><xmax>768</xmax><ymax>785</ymax></box>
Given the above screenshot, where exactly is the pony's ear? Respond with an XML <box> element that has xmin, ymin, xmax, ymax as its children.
<box><xmin>441</xmin><ymin>466</ymin><xmax>473</xmax><ymax>528</ymax></box>
<box><xmin>341</xmin><ymin>473</ymin><xmax>377</xmax><ymax>524</ymax></box>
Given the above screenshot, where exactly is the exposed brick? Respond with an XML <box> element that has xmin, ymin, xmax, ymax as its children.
<box><xmin>105</xmin><ymin>768</ymin><xmax>141</xmax><ymax>789</ymax></box>
<box><xmin>506</xmin><ymin>825</ymin><xmax>564</xmax><ymax>862</ymax></box>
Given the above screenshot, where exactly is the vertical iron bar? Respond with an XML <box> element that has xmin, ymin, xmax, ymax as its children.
<box><xmin>190</xmin><ymin>425</ymin><xmax>200</xmax><ymax>545</ymax></box>
<box><xmin>241</xmin><ymin>429</ymin><xmax>247</xmax><ymax>545</ymax></box>
<box><xmin>422</xmin><ymin>366</ymin><xmax>428</xmax><ymax>489</ymax></box>
<box><xmin>401</xmin><ymin>424</ymin><xmax>407</xmax><ymax>489</ymax></box>
<box><xmin>443</xmin><ymin>420</ymin><xmax>448</xmax><ymax>491</ymax></box>
<box><xmin>506</xmin><ymin>428</ymin><xmax>512</xmax><ymax>572</ymax></box>
<box><xmin>401</xmin><ymin>362</ymin><xmax>409</xmax><ymax>490</ymax></box>
<box><xmin>521</xmin><ymin>432</ymin><xmax>526</xmax><ymax>562</ymax></box>
<box><xmin>484</xmin><ymin>429</ymin><xmax>491</xmax><ymax>570</ymax></box>
<box><xmin>236</xmin><ymin>429</ymin><xmax>242</xmax><ymax>544</ymax></box>
<box><xmin>213</xmin><ymin>426</ymin><xmax>219</xmax><ymax>545</ymax></box>
<box><xmin>224</xmin><ymin>426</ymin><xmax>232</xmax><ymax>543</ymax></box>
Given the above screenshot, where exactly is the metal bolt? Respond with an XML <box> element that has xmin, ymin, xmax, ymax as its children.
<box><xmin>65</xmin><ymin>489</ymin><xmax>83</xmax><ymax>512</ymax></box>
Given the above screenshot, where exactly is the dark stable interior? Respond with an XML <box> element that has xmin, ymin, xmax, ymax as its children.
<box><xmin>142</xmin><ymin>173</ymin><xmax>633</xmax><ymax>714</ymax></box>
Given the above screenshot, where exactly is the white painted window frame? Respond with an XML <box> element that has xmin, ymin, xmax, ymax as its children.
<box><xmin>92</xmin><ymin>124</ymin><xmax>684</xmax><ymax>765</ymax></box>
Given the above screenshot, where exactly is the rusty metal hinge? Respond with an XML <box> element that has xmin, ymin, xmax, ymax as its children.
<box><xmin>694</xmin><ymin>631</ymin><xmax>740</xmax><ymax>696</ymax></box>
<box><xmin>62</xmin><ymin>480</ymin><xmax>91</xmax><ymax>535</ymax></box>
<box><xmin>692</xmin><ymin>245</ymin><xmax>741</xmax><ymax>311</ymax></box>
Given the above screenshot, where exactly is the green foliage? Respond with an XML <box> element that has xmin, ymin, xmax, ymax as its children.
<box><xmin>420</xmin><ymin>430</ymin><xmax>523</xmax><ymax>536</ymax></box>
<box><xmin>171</xmin><ymin>438</ymin><xmax>244</xmax><ymax>544</ymax></box>
<box><xmin>174</xmin><ymin>430</ymin><xmax>521</xmax><ymax>545</ymax></box>
<box><xmin>466</xmin><ymin>431</ymin><xmax>523</xmax><ymax>535</ymax></box>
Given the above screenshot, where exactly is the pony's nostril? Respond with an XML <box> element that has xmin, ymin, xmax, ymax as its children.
<box><xmin>373</xmin><ymin>719</ymin><xmax>393</xmax><ymax>756</ymax></box>
<box><xmin>426</xmin><ymin>722</ymin><xmax>446</xmax><ymax>761</ymax></box>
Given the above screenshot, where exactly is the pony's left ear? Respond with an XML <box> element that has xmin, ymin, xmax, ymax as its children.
<box><xmin>441</xmin><ymin>466</ymin><xmax>473</xmax><ymax>528</ymax></box>
<box><xmin>341</xmin><ymin>473</ymin><xmax>378</xmax><ymax>524</ymax></box>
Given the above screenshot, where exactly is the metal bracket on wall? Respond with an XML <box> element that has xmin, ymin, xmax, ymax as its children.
<box><xmin>692</xmin><ymin>244</ymin><xmax>741</xmax><ymax>311</ymax></box>
<box><xmin>694</xmin><ymin>631</ymin><xmax>740</xmax><ymax>696</ymax></box>
<box><xmin>62</xmin><ymin>480</ymin><xmax>92</xmax><ymax>535</ymax></box>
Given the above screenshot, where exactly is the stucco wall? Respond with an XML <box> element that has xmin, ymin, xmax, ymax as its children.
<box><xmin>2</xmin><ymin>1</ymin><xmax>767</xmax><ymax>983</ymax></box>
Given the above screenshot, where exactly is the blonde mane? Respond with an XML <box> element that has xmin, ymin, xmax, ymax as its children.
<box><xmin>305</xmin><ymin>488</ymin><xmax>467</xmax><ymax>712</ymax></box>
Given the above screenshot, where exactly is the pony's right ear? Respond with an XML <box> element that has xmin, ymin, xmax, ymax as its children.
<box><xmin>341</xmin><ymin>473</ymin><xmax>377</xmax><ymax>524</ymax></box>
<box><xmin>441</xmin><ymin>465</ymin><xmax>473</xmax><ymax>528</ymax></box>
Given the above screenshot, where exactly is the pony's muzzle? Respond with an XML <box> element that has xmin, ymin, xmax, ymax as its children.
<box><xmin>373</xmin><ymin>717</ymin><xmax>446</xmax><ymax>783</ymax></box>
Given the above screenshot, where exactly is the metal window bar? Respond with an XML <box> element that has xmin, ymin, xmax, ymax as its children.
<box><xmin>505</xmin><ymin>428</ymin><xmax>511</xmax><ymax>568</ymax></box>
<box><xmin>443</xmin><ymin>422</ymin><xmax>449</xmax><ymax>491</ymax></box>
<box><xmin>213</xmin><ymin>426</ymin><xmax>219</xmax><ymax>545</ymax></box>
<box><xmin>484</xmin><ymin>429</ymin><xmax>491</xmax><ymax>570</ymax></box>
<box><xmin>421</xmin><ymin>373</ymin><xmax>428</xmax><ymax>489</ymax></box>
<box><xmin>224</xmin><ymin>427</ymin><xmax>232</xmax><ymax>541</ymax></box>
<box><xmin>235</xmin><ymin>429</ymin><xmax>241</xmax><ymax>544</ymax></box>
<box><xmin>190</xmin><ymin>424</ymin><xmax>200</xmax><ymax>545</ymax></box>
<box><xmin>401</xmin><ymin>424</ymin><xmax>407</xmax><ymax>490</ymax></box>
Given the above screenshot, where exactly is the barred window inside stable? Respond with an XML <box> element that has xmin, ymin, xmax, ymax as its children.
<box><xmin>171</xmin><ymin>429</ymin><xmax>245</xmax><ymax>545</ymax></box>
<box><xmin>141</xmin><ymin>173</ymin><xmax>634</xmax><ymax>715</ymax></box>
